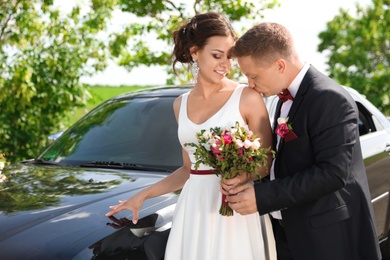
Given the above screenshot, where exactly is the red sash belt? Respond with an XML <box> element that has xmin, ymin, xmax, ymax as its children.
<box><xmin>190</xmin><ymin>169</ymin><xmax>215</xmax><ymax>175</ymax></box>
<box><xmin>189</xmin><ymin>169</ymin><xmax>228</xmax><ymax>206</ymax></box>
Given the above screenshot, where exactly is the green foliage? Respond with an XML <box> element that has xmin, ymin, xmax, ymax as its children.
<box><xmin>318</xmin><ymin>0</ymin><xmax>390</xmax><ymax>114</ymax></box>
<box><xmin>111</xmin><ymin>0</ymin><xmax>280</xmax><ymax>84</ymax></box>
<box><xmin>0</xmin><ymin>0</ymin><xmax>115</xmax><ymax>163</ymax></box>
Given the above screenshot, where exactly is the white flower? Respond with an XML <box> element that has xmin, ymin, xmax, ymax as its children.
<box><xmin>235</xmin><ymin>139</ymin><xmax>244</xmax><ymax>148</ymax></box>
<box><xmin>208</xmin><ymin>138</ymin><xmax>217</xmax><ymax>146</ymax></box>
<box><xmin>277</xmin><ymin>117</ymin><xmax>289</xmax><ymax>124</ymax></box>
<box><xmin>251</xmin><ymin>139</ymin><xmax>261</xmax><ymax>150</ymax></box>
<box><xmin>202</xmin><ymin>130</ymin><xmax>212</xmax><ymax>140</ymax></box>
<box><xmin>203</xmin><ymin>143</ymin><xmax>211</xmax><ymax>151</ymax></box>
<box><xmin>0</xmin><ymin>162</ymin><xmax>4</xmax><ymax>170</ymax></box>
<box><xmin>243</xmin><ymin>139</ymin><xmax>253</xmax><ymax>149</ymax></box>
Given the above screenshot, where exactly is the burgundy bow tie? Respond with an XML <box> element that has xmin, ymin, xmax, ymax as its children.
<box><xmin>277</xmin><ymin>89</ymin><xmax>293</xmax><ymax>102</ymax></box>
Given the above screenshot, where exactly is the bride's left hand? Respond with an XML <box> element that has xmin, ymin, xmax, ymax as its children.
<box><xmin>220</xmin><ymin>171</ymin><xmax>250</xmax><ymax>195</ymax></box>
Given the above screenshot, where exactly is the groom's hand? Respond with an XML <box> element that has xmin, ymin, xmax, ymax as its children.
<box><xmin>226</xmin><ymin>182</ymin><xmax>258</xmax><ymax>215</ymax></box>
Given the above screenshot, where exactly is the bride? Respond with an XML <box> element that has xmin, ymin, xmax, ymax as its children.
<box><xmin>106</xmin><ymin>11</ymin><xmax>275</xmax><ymax>260</ymax></box>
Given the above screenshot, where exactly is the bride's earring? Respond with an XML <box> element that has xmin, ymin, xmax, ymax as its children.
<box><xmin>191</xmin><ymin>59</ymin><xmax>200</xmax><ymax>85</ymax></box>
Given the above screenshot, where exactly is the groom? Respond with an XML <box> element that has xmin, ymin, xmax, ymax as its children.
<box><xmin>223</xmin><ymin>22</ymin><xmax>381</xmax><ymax>260</ymax></box>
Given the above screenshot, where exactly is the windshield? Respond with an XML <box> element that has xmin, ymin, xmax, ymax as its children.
<box><xmin>38</xmin><ymin>95</ymin><xmax>183</xmax><ymax>171</ymax></box>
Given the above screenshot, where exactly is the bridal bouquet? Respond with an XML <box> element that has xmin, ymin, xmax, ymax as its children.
<box><xmin>185</xmin><ymin>121</ymin><xmax>273</xmax><ymax>216</ymax></box>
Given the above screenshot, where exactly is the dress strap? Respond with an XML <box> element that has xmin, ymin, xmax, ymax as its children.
<box><xmin>178</xmin><ymin>91</ymin><xmax>190</xmax><ymax>123</ymax></box>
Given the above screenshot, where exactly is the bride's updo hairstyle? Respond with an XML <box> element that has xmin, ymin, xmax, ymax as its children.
<box><xmin>171</xmin><ymin>12</ymin><xmax>236</xmax><ymax>74</ymax></box>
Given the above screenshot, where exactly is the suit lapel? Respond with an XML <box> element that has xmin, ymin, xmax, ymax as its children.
<box><xmin>287</xmin><ymin>70</ymin><xmax>312</xmax><ymax>122</ymax></box>
<box><xmin>285</xmin><ymin>66</ymin><xmax>317</xmax><ymax>126</ymax></box>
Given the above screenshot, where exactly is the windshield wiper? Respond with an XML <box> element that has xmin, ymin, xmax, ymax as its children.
<box><xmin>79</xmin><ymin>161</ymin><xmax>171</xmax><ymax>173</ymax></box>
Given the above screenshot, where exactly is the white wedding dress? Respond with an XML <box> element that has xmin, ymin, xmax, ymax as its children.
<box><xmin>164</xmin><ymin>84</ymin><xmax>272</xmax><ymax>260</ymax></box>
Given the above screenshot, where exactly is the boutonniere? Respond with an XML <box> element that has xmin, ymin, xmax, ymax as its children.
<box><xmin>275</xmin><ymin>117</ymin><xmax>298</xmax><ymax>142</ymax></box>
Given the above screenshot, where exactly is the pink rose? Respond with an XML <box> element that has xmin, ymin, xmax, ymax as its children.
<box><xmin>211</xmin><ymin>146</ymin><xmax>221</xmax><ymax>154</ymax></box>
<box><xmin>222</xmin><ymin>134</ymin><xmax>232</xmax><ymax>144</ymax></box>
<box><xmin>275</xmin><ymin>117</ymin><xmax>298</xmax><ymax>142</ymax></box>
<box><xmin>211</xmin><ymin>141</ymin><xmax>222</xmax><ymax>154</ymax></box>
<box><xmin>275</xmin><ymin>123</ymin><xmax>290</xmax><ymax>138</ymax></box>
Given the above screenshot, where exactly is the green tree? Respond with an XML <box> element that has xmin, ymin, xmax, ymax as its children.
<box><xmin>317</xmin><ymin>0</ymin><xmax>390</xmax><ymax>114</ymax></box>
<box><xmin>109</xmin><ymin>0</ymin><xmax>280</xmax><ymax>84</ymax></box>
<box><xmin>0</xmin><ymin>0</ymin><xmax>116</xmax><ymax>162</ymax></box>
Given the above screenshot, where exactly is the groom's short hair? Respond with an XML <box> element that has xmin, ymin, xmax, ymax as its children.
<box><xmin>230</xmin><ymin>22</ymin><xmax>295</xmax><ymax>66</ymax></box>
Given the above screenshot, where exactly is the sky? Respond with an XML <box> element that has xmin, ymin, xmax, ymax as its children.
<box><xmin>78</xmin><ymin>0</ymin><xmax>372</xmax><ymax>86</ymax></box>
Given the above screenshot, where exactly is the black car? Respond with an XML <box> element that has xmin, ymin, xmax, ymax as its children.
<box><xmin>0</xmin><ymin>85</ymin><xmax>389</xmax><ymax>259</ymax></box>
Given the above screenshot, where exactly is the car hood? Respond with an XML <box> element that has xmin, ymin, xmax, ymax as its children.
<box><xmin>0</xmin><ymin>163</ymin><xmax>177</xmax><ymax>259</ymax></box>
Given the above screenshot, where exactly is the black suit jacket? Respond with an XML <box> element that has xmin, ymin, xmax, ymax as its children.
<box><xmin>255</xmin><ymin>66</ymin><xmax>381</xmax><ymax>260</ymax></box>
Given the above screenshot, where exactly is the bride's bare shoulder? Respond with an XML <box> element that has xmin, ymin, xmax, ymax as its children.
<box><xmin>241</xmin><ymin>86</ymin><xmax>264</xmax><ymax>103</ymax></box>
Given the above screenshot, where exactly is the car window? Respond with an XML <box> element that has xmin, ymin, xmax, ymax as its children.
<box><xmin>356</xmin><ymin>101</ymin><xmax>376</xmax><ymax>136</ymax></box>
<box><xmin>39</xmin><ymin>96</ymin><xmax>183</xmax><ymax>171</ymax></box>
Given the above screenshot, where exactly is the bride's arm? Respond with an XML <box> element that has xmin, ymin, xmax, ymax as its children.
<box><xmin>106</xmin><ymin>95</ymin><xmax>192</xmax><ymax>222</ymax></box>
<box><xmin>221</xmin><ymin>87</ymin><xmax>273</xmax><ymax>189</ymax></box>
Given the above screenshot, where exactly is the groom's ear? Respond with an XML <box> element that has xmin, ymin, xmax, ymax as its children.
<box><xmin>275</xmin><ymin>59</ymin><xmax>286</xmax><ymax>73</ymax></box>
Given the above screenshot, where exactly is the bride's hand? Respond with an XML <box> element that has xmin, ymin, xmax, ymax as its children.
<box><xmin>105</xmin><ymin>192</ymin><xmax>145</xmax><ymax>224</ymax></box>
<box><xmin>220</xmin><ymin>171</ymin><xmax>251</xmax><ymax>194</ymax></box>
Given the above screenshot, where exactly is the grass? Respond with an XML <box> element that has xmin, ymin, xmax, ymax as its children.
<box><xmin>61</xmin><ymin>85</ymin><xmax>151</xmax><ymax>129</ymax></box>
